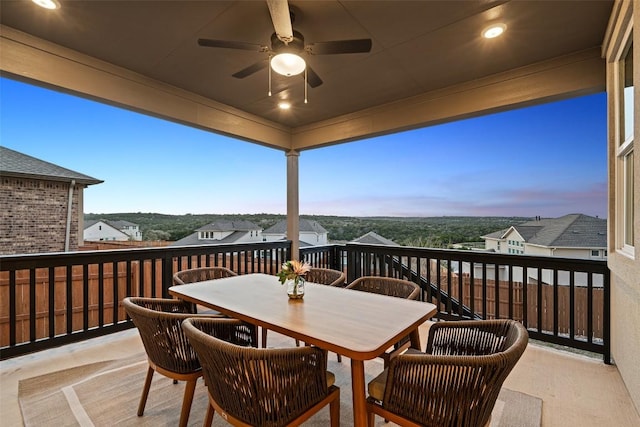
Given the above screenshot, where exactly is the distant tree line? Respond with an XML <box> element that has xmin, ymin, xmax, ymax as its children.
<box><xmin>84</xmin><ymin>213</ymin><xmax>531</xmax><ymax>249</ymax></box>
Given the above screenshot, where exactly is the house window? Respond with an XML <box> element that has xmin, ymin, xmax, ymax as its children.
<box><xmin>592</xmin><ymin>249</ymin><xmax>599</xmax><ymax>257</ymax></box>
<box><xmin>617</xmin><ymin>40</ymin><xmax>635</xmax><ymax>256</ymax></box>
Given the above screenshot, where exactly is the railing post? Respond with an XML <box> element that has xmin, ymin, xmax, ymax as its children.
<box><xmin>162</xmin><ymin>254</ymin><xmax>173</xmax><ymax>299</ymax></box>
<box><xmin>331</xmin><ymin>245</ymin><xmax>343</xmax><ymax>271</ymax></box>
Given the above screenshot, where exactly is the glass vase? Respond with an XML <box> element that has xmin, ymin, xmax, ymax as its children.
<box><xmin>286</xmin><ymin>278</ymin><xmax>305</xmax><ymax>299</ymax></box>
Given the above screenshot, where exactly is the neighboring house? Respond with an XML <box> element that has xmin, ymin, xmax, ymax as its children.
<box><xmin>351</xmin><ymin>231</ymin><xmax>398</xmax><ymax>246</ymax></box>
<box><xmin>478</xmin><ymin>214</ymin><xmax>607</xmax><ymax>287</ymax></box>
<box><xmin>262</xmin><ymin>219</ymin><xmax>328</xmax><ymax>246</ymax></box>
<box><xmin>0</xmin><ymin>146</ymin><xmax>102</xmax><ymax>255</ymax></box>
<box><xmin>107</xmin><ymin>220</ymin><xmax>142</xmax><ymax>241</ymax></box>
<box><xmin>84</xmin><ymin>219</ymin><xmax>138</xmax><ymax>242</ymax></box>
<box><xmin>482</xmin><ymin>214</ymin><xmax>607</xmax><ymax>260</ymax></box>
<box><xmin>171</xmin><ymin>220</ymin><xmax>262</xmax><ymax>246</ymax></box>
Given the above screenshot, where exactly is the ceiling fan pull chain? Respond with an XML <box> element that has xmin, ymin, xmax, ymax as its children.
<box><xmin>304</xmin><ymin>68</ymin><xmax>308</xmax><ymax>104</ymax></box>
<box><xmin>268</xmin><ymin>55</ymin><xmax>272</xmax><ymax>96</ymax></box>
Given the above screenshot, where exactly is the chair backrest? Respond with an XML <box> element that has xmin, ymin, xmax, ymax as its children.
<box><xmin>122</xmin><ymin>297</ymin><xmax>203</xmax><ymax>374</ymax></box>
<box><xmin>346</xmin><ymin>276</ymin><xmax>420</xmax><ymax>300</ymax></box>
<box><xmin>173</xmin><ymin>266</ymin><xmax>237</xmax><ymax>285</ymax></box>
<box><xmin>182</xmin><ymin>317</ymin><xmax>330</xmax><ymax>426</ymax></box>
<box><xmin>305</xmin><ymin>267</ymin><xmax>346</xmax><ymax>287</ymax></box>
<box><xmin>384</xmin><ymin>319</ymin><xmax>528</xmax><ymax>427</ymax></box>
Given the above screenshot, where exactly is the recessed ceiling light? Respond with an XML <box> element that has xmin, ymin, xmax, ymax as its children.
<box><xmin>278</xmin><ymin>101</ymin><xmax>292</xmax><ymax>110</ymax></box>
<box><xmin>482</xmin><ymin>23</ymin><xmax>506</xmax><ymax>39</ymax></box>
<box><xmin>32</xmin><ymin>0</ymin><xmax>60</xmax><ymax>9</ymax></box>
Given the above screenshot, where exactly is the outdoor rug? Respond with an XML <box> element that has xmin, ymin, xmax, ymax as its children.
<box><xmin>19</xmin><ymin>351</ymin><xmax>542</xmax><ymax>427</ymax></box>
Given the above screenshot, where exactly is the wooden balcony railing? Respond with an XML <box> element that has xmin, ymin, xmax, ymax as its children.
<box><xmin>340</xmin><ymin>243</ymin><xmax>610</xmax><ymax>363</ymax></box>
<box><xmin>1</xmin><ymin>241</ymin><xmax>609</xmax><ymax>363</ymax></box>
<box><xmin>0</xmin><ymin>241</ymin><xmax>290</xmax><ymax>359</ymax></box>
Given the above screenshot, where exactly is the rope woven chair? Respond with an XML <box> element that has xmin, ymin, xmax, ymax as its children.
<box><xmin>182</xmin><ymin>317</ymin><xmax>341</xmax><ymax>427</ymax></box>
<box><xmin>305</xmin><ymin>267</ymin><xmax>346</xmax><ymax>287</ymax></box>
<box><xmin>173</xmin><ymin>266</ymin><xmax>237</xmax><ymax>314</ymax></box>
<box><xmin>123</xmin><ymin>297</ymin><xmax>257</xmax><ymax>427</ymax></box>
<box><xmin>366</xmin><ymin>319</ymin><xmax>529</xmax><ymax>427</ymax></box>
<box><xmin>345</xmin><ymin>276</ymin><xmax>421</xmax><ymax>367</ymax></box>
<box><xmin>173</xmin><ymin>266</ymin><xmax>237</xmax><ymax>285</ymax></box>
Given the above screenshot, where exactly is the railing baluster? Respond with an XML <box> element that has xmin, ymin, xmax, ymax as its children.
<box><xmin>9</xmin><ymin>270</ymin><xmax>16</xmax><ymax>347</ymax></box>
<box><xmin>469</xmin><ymin>262</ymin><xmax>475</xmax><ymax>318</ymax></box>
<box><xmin>48</xmin><ymin>267</ymin><xmax>55</xmax><ymax>338</ymax></box>
<box><xmin>537</xmin><ymin>267</ymin><xmax>543</xmax><ymax>333</ymax></box>
<box><xmin>83</xmin><ymin>264</ymin><xmax>89</xmax><ymax>331</ymax></box>
<box><xmin>553</xmin><ymin>268</ymin><xmax>559</xmax><ymax>337</ymax></box>
<box><xmin>99</xmin><ymin>263</ymin><xmax>104</xmax><ymax>327</ymax></box>
<box><xmin>494</xmin><ymin>262</ymin><xmax>500</xmax><ymax>319</ymax></box>
<box><xmin>66</xmin><ymin>265</ymin><xmax>73</xmax><ymax>334</ymax></box>
<box><xmin>508</xmin><ymin>265</ymin><xmax>514</xmax><ymax>319</ymax></box>
<box><xmin>569</xmin><ymin>270</ymin><xmax>575</xmax><ymax>341</ymax></box>
<box><xmin>523</xmin><ymin>267</ymin><xmax>528</xmax><ymax>328</ymax></box>
<box><xmin>481</xmin><ymin>263</ymin><xmax>487</xmax><ymax>320</ymax></box>
<box><xmin>29</xmin><ymin>268</ymin><xmax>36</xmax><ymax>342</ymax></box>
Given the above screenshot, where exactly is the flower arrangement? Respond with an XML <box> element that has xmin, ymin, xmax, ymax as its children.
<box><xmin>278</xmin><ymin>260</ymin><xmax>311</xmax><ymax>299</ymax></box>
<box><xmin>277</xmin><ymin>260</ymin><xmax>311</xmax><ymax>284</ymax></box>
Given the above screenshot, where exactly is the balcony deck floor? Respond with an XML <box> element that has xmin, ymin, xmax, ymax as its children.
<box><xmin>1</xmin><ymin>323</ymin><xmax>639</xmax><ymax>426</ymax></box>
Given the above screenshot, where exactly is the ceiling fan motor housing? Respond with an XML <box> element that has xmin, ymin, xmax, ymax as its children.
<box><xmin>271</xmin><ymin>30</ymin><xmax>305</xmax><ymax>53</ymax></box>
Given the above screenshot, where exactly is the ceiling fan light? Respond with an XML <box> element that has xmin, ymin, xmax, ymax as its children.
<box><xmin>32</xmin><ymin>0</ymin><xmax>60</xmax><ymax>9</ymax></box>
<box><xmin>271</xmin><ymin>53</ymin><xmax>306</xmax><ymax>76</ymax></box>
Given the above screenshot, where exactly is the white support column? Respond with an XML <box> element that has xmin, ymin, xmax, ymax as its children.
<box><xmin>286</xmin><ymin>150</ymin><xmax>300</xmax><ymax>260</ymax></box>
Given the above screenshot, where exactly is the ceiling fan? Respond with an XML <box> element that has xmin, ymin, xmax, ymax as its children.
<box><xmin>197</xmin><ymin>0</ymin><xmax>372</xmax><ymax>89</ymax></box>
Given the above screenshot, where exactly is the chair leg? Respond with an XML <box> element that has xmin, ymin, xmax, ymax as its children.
<box><xmin>336</xmin><ymin>353</ymin><xmax>342</xmax><ymax>363</ymax></box>
<box><xmin>137</xmin><ymin>366</ymin><xmax>154</xmax><ymax>416</ymax></box>
<box><xmin>261</xmin><ymin>327</ymin><xmax>268</xmax><ymax>348</ymax></box>
<box><xmin>367</xmin><ymin>411</ymin><xmax>375</xmax><ymax>427</ymax></box>
<box><xmin>178</xmin><ymin>379</ymin><xmax>197</xmax><ymax>427</ymax></box>
<box><xmin>330</xmin><ymin>393</ymin><xmax>340</xmax><ymax>427</ymax></box>
<box><xmin>295</xmin><ymin>339</ymin><xmax>301</xmax><ymax>347</ymax></box>
<box><xmin>203</xmin><ymin>402</ymin><xmax>214</xmax><ymax>427</ymax></box>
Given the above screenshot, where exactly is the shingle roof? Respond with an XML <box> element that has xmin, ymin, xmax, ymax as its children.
<box><xmin>107</xmin><ymin>220</ymin><xmax>138</xmax><ymax>228</ymax></box>
<box><xmin>195</xmin><ymin>220</ymin><xmax>260</xmax><ymax>232</ymax></box>
<box><xmin>483</xmin><ymin>214</ymin><xmax>606</xmax><ymax>248</ymax></box>
<box><xmin>0</xmin><ymin>146</ymin><xmax>102</xmax><ymax>185</ymax></box>
<box><xmin>352</xmin><ymin>231</ymin><xmax>398</xmax><ymax>246</ymax></box>
<box><xmin>263</xmin><ymin>219</ymin><xmax>328</xmax><ymax>234</ymax></box>
<box><xmin>170</xmin><ymin>230</ymin><xmax>249</xmax><ymax>246</ymax></box>
<box><xmin>84</xmin><ymin>219</ymin><xmax>138</xmax><ymax>230</ymax></box>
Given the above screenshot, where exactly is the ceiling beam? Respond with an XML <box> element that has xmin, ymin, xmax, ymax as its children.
<box><xmin>0</xmin><ymin>25</ymin><xmax>292</xmax><ymax>151</ymax></box>
<box><xmin>291</xmin><ymin>47</ymin><xmax>606</xmax><ymax>150</ymax></box>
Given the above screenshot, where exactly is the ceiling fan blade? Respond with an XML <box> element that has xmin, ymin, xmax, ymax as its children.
<box><xmin>232</xmin><ymin>61</ymin><xmax>269</xmax><ymax>79</ymax></box>
<box><xmin>198</xmin><ymin>38</ymin><xmax>268</xmax><ymax>52</ymax></box>
<box><xmin>305</xmin><ymin>39</ymin><xmax>372</xmax><ymax>55</ymax></box>
<box><xmin>266</xmin><ymin>0</ymin><xmax>294</xmax><ymax>43</ymax></box>
<box><xmin>305</xmin><ymin>66</ymin><xmax>323</xmax><ymax>88</ymax></box>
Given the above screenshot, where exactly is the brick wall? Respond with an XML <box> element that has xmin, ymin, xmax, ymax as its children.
<box><xmin>0</xmin><ymin>177</ymin><xmax>81</xmax><ymax>255</ymax></box>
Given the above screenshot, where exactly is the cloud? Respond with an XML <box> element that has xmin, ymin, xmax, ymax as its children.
<box><xmin>300</xmin><ymin>182</ymin><xmax>607</xmax><ymax>218</ymax></box>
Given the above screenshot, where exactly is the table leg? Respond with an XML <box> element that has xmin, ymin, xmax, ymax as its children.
<box><xmin>350</xmin><ymin>359</ymin><xmax>367</xmax><ymax>427</ymax></box>
<box><xmin>409</xmin><ymin>327</ymin><xmax>422</xmax><ymax>350</ymax></box>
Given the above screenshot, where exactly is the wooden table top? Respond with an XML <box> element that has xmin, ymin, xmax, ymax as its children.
<box><xmin>169</xmin><ymin>273</ymin><xmax>436</xmax><ymax>360</ymax></box>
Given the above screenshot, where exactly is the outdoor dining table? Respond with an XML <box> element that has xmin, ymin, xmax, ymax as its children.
<box><xmin>169</xmin><ymin>272</ymin><xmax>437</xmax><ymax>427</ymax></box>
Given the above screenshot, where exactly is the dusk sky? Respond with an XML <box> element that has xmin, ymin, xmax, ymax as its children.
<box><xmin>1</xmin><ymin>76</ymin><xmax>607</xmax><ymax>218</ymax></box>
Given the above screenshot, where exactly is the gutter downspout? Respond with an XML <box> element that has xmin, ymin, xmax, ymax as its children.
<box><xmin>65</xmin><ymin>179</ymin><xmax>75</xmax><ymax>252</ymax></box>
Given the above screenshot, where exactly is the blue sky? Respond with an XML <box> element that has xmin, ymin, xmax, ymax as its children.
<box><xmin>1</xmin><ymin>76</ymin><xmax>607</xmax><ymax>218</ymax></box>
